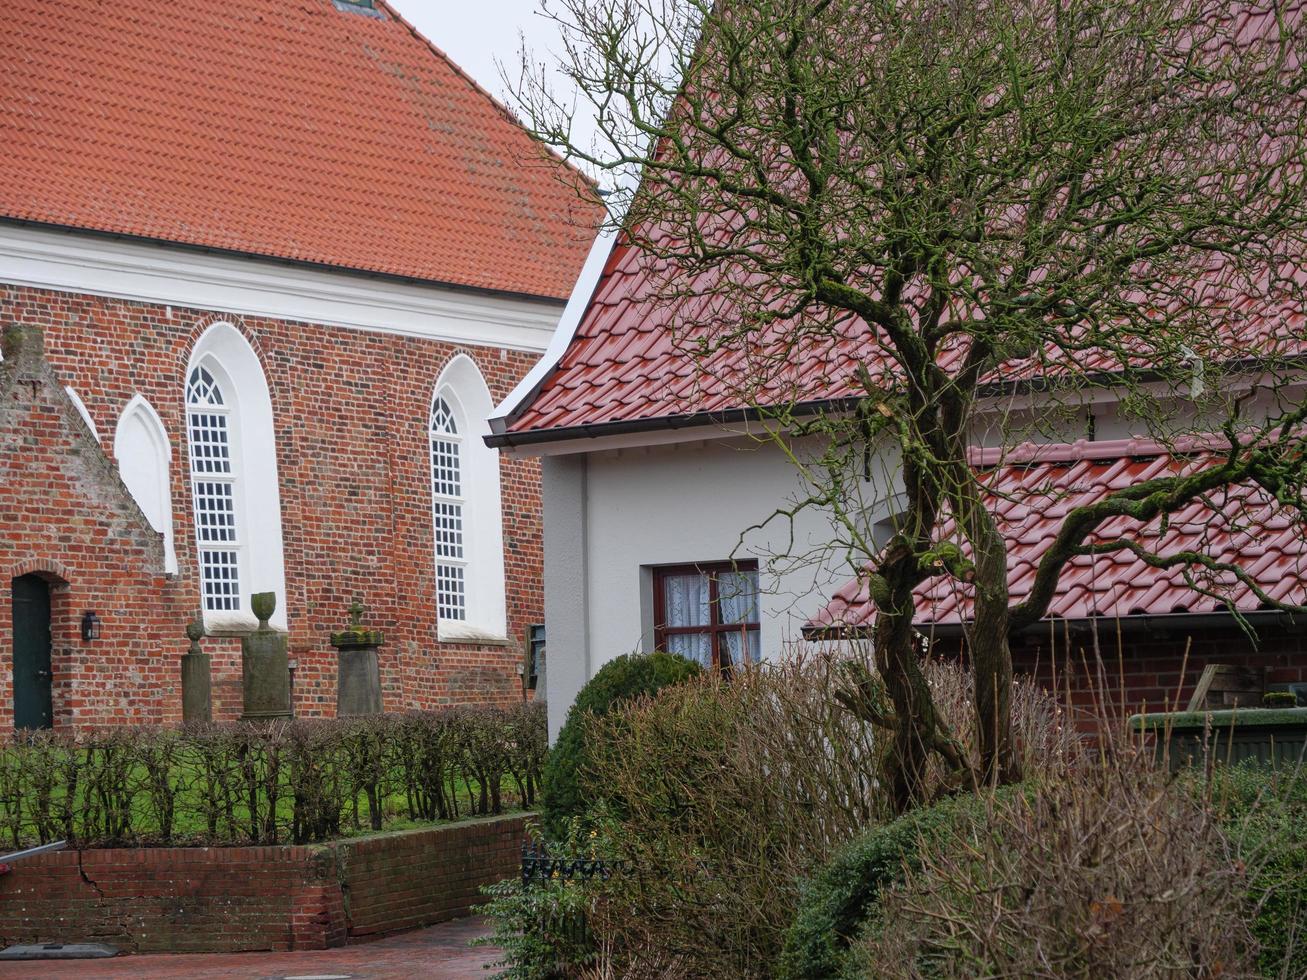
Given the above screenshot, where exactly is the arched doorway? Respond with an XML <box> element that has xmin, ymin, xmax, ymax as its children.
<box><xmin>11</xmin><ymin>574</ymin><xmax>53</xmax><ymax>729</ymax></box>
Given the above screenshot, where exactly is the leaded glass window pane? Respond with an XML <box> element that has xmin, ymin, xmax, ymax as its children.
<box><xmin>430</xmin><ymin>394</ymin><xmax>467</xmax><ymax>622</ymax></box>
<box><xmin>187</xmin><ymin>365</ymin><xmax>241</xmax><ymax>612</ymax></box>
<box><xmin>186</xmin><ymin>366</ymin><xmax>225</xmax><ymax>406</ymax></box>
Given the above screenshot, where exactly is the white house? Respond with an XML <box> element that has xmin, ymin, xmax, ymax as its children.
<box><xmin>489</xmin><ymin>216</ymin><xmax>1307</xmax><ymax>739</ymax></box>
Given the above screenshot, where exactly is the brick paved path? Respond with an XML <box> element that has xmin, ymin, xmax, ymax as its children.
<box><xmin>0</xmin><ymin>917</ymin><xmax>500</xmax><ymax>979</ymax></box>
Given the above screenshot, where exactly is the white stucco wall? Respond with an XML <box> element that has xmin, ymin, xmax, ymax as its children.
<box><xmin>540</xmin><ymin>434</ymin><xmax>892</xmax><ymax>739</ymax></box>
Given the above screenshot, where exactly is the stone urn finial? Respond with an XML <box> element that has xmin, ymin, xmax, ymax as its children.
<box><xmin>185</xmin><ymin>616</ymin><xmax>205</xmax><ymax>655</ymax></box>
<box><xmin>241</xmin><ymin>592</ymin><xmax>290</xmax><ymax>721</ymax></box>
<box><xmin>251</xmin><ymin>591</ymin><xmax>276</xmax><ymax>630</ymax></box>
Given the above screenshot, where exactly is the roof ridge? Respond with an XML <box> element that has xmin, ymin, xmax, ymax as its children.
<box><xmin>969</xmin><ymin>436</ymin><xmax>1234</xmax><ymax>468</ymax></box>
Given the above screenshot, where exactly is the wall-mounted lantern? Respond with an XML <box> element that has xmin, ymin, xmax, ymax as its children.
<box><xmin>80</xmin><ymin>610</ymin><xmax>102</xmax><ymax>642</ymax></box>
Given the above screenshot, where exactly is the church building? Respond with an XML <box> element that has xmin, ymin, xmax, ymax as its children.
<box><xmin>0</xmin><ymin>0</ymin><xmax>598</xmax><ymax>727</ymax></box>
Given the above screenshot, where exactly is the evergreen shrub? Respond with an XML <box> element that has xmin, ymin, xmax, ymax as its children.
<box><xmin>779</xmin><ymin>789</ymin><xmax>1006</xmax><ymax>980</ymax></box>
<box><xmin>538</xmin><ymin>651</ymin><xmax>700</xmax><ymax>841</ymax></box>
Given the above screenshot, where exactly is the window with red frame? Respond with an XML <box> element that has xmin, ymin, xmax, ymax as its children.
<box><xmin>653</xmin><ymin>562</ymin><xmax>760</xmax><ymax>671</ymax></box>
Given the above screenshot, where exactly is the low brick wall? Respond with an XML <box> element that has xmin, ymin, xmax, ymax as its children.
<box><xmin>0</xmin><ymin>813</ymin><xmax>527</xmax><ymax>953</ymax></box>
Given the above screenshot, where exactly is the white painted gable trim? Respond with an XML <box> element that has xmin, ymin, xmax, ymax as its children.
<box><xmin>489</xmin><ymin>227</ymin><xmax>618</xmax><ymax>421</ymax></box>
<box><xmin>0</xmin><ymin>224</ymin><xmax>564</xmax><ymax>353</ymax></box>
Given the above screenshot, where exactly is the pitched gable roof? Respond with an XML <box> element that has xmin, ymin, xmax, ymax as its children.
<box><xmin>0</xmin><ymin>0</ymin><xmax>598</xmax><ymax>300</ymax></box>
<box><xmin>494</xmin><ymin>2</ymin><xmax>1306</xmax><ymax>443</ymax></box>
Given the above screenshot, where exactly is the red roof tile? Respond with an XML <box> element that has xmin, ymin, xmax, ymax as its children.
<box><xmin>505</xmin><ymin>236</ymin><xmax>883</xmax><ymax>435</ymax></box>
<box><xmin>505</xmin><ymin>228</ymin><xmax>1305</xmax><ymax>439</ymax></box>
<box><xmin>810</xmin><ymin>438</ymin><xmax>1307</xmax><ymax>632</ymax></box>
<box><xmin>0</xmin><ymin>0</ymin><xmax>598</xmax><ymax>299</ymax></box>
<box><xmin>502</xmin><ymin>2</ymin><xmax>1305</xmax><ymax>438</ymax></box>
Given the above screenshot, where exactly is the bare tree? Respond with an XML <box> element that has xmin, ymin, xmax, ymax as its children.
<box><xmin>512</xmin><ymin>0</ymin><xmax>1307</xmax><ymax>809</ymax></box>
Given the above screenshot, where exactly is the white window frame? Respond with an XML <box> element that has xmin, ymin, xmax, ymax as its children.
<box><xmin>430</xmin><ymin>393</ymin><xmax>468</xmax><ymax>623</ymax></box>
<box><xmin>187</xmin><ymin>362</ymin><xmax>243</xmax><ymax>614</ymax></box>
<box><xmin>184</xmin><ymin>322</ymin><xmax>287</xmax><ymax>632</ymax></box>
<box><xmin>429</xmin><ymin>354</ymin><xmax>506</xmax><ymax>641</ymax></box>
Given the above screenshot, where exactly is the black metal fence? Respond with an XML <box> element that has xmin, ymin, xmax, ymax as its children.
<box><xmin>520</xmin><ymin>841</ymin><xmax>627</xmax><ymax>888</ymax></box>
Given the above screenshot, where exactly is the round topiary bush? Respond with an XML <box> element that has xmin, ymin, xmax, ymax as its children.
<box><xmin>778</xmin><ymin>789</ymin><xmax>1010</xmax><ymax>980</ymax></box>
<box><xmin>539</xmin><ymin>651</ymin><xmax>700</xmax><ymax>841</ymax></box>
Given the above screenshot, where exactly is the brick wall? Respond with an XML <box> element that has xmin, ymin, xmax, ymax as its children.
<box><xmin>937</xmin><ymin>622</ymin><xmax>1307</xmax><ymax>728</ymax></box>
<box><xmin>1</xmin><ymin>284</ymin><xmax>545</xmax><ymax>725</ymax></box>
<box><xmin>0</xmin><ymin>813</ymin><xmax>527</xmax><ymax>953</ymax></box>
<box><xmin>0</xmin><ymin>322</ymin><xmax>193</xmax><ymax>726</ymax></box>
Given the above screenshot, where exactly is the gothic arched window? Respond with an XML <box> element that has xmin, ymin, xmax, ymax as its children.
<box><xmin>184</xmin><ymin>321</ymin><xmax>287</xmax><ymax>630</ymax></box>
<box><xmin>429</xmin><ymin>355</ymin><xmax>506</xmax><ymax>639</ymax></box>
<box><xmin>187</xmin><ymin>364</ymin><xmax>241</xmax><ymax>612</ymax></box>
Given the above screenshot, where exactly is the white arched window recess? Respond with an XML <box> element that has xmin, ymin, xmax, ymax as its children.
<box><xmin>114</xmin><ymin>395</ymin><xmax>177</xmax><ymax>574</ymax></box>
<box><xmin>65</xmin><ymin>387</ymin><xmax>100</xmax><ymax>443</ymax></box>
<box><xmin>185</xmin><ymin>322</ymin><xmax>287</xmax><ymax>631</ymax></box>
<box><xmin>430</xmin><ymin>354</ymin><xmax>505</xmax><ymax>641</ymax></box>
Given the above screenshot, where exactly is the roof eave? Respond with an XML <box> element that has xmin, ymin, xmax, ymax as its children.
<box><xmin>497</xmin><ymin>352</ymin><xmax>1307</xmax><ymax>450</ymax></box>
<box><xmin>485</xmin><ymin>396</ymin><xmax>858</xmax><ymax>449</ymax></box>
<box><xmin>0</xmin><ymin>217</ymin><xmax>574</xmax><ymax>307</ymax></box>
<box><xmin>803</xmin><ymin>608</ymin><xmax>1306</xmax><ymax>642</ymax></box>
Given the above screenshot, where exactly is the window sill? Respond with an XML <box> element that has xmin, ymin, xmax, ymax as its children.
<box><xmin>202</xmin><ymin>612</ymin><xmax>287</xmax><ymax>637</ymax></box>
<box><xmin>437</xmin><ymin>622</ymin><xmax>513</xmax><ymax>647</ymax></box>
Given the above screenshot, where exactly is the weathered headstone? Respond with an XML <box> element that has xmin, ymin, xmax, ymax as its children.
<box><xmin>180</xmin><ymin>616</ymin><xmax>211</xmax><ymax>723</ymax></box>
<box><xmin>241</xmin><ymin>592</ymin><xmax>292</xmax><ymax>720</ymax></box>
<box><xmin>331</xmin><ymin>598</ymin><xmax>383</xmax><ymax>716</ymax></box>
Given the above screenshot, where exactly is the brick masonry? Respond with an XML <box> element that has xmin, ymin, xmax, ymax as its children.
<box><xmin>937</xmin><ymin>622</ymin><xmax>1307</xmax><ymax>727</ymax></box>
<box><xmin>0</xmin><ymin>813</ymin><xmax>527</xmax><ymax>953</ymax></box>
<box><xmin>1</xmin><ymin>284</ymin><xmax>544</xmax><ymax>726</ymax></box>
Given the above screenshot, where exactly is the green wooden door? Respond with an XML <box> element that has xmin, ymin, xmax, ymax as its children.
<box><xmin>11</xmin><ymin>575</ymin><xmax>53</xmax><ymax>730</ymax></box>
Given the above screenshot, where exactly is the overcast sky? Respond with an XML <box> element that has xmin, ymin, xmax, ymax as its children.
<box><xmin>391</xmin><ymin>0</ymin><xmax>589</xmax><ymax>139</ymax></box>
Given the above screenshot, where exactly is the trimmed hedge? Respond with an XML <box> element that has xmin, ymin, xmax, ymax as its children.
<box><xmin>539</xmin><ymin>652</ymin><xmax>700</xmax><ymax>841</ymax></box>
<box><xmin>0</xmin><ymin>703</ymin><xmax>545</xmax><ymax>847</ymax></box>
<box><xmin>779</xmin><ymin>789</ymin><xmax>1010</xmax><ymax>980</ymax></box>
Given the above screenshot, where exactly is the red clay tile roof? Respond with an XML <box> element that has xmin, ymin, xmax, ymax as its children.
<box><xmin>500</xmin><ymin>0</ymin><xmax>1305</xmax><ymax>439</ymax></box>
<box><xmin>502</xmin><ymin>235</ymin><xmax>881</xmax><ymax>436</ymax></box>
<box><xmin>502</xmin><ymin>226</ymin><xmax>1306</xmax><ymax>440</ymax></box>
<box><xmin>0</xmin><ymin>0</ymin><xmax>598</xmax><ymax>299</ymax></box>
<box><xmin>810</xmin><ymin>438</ymin><xmax>1307</xmax><ymax>633</ymax></box>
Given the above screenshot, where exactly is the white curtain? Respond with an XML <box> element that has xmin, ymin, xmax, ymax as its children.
<box><xmin>718</xmin><ymin>570</ymin><xmax>759</xmax><ymax>666</ymax></box>
<box><xmin>716</xmin><ymin>570</ymin><xmax>759</xmax><ymax>624</ymax></box>
<box><xmin>662</xmin><ymin>572</ymin><xmax>711</xmax><ymax>665</ymax></box>
<box><xmin>665</xmin><ymin>632</ymin><xmax>713</xmax><ymax>665</ymax></box>
<box><xmin>663</xmin><ymin>573</ymin><xmax>710</xmax><ymax>627</ymax></box>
